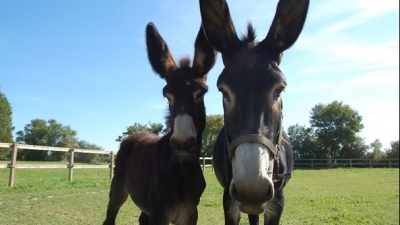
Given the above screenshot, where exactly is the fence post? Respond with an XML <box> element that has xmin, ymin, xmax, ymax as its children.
<box><xmin>311</xmin><ymin>159</ymin><xmax>313</xmax><ymax>168</ymax></box>
<box><xmin>68</xmin><ymin>148</ymin><xmax>74</xmax><ymax>181</ymax></box>
<box><xmin>388</xmin><ymin>159</ymin><xmax>391</xmax><ymax>168</ymax></box>
<box><xmin>202</xmin><ymin>157</ymin><xmax>206</xmax><ymax>172</ymax></box>
<box><xmin>350</xmin><ymin>159</ymin><xmax>352</xmax><ymax>168</ymax></box>
<box><xmin>110</xmin><ymin>151</ymin><xmax>115</xmax><ymax>179</ymax></box>
<box><xmin>8</xmin><ymin>144</ymin><xmax>18</xmax><ymax>187</ymax></box>
<box><xmin>369</xmin><ymin>159</ymin><xmax>372</xmax><ymax>168</ymax></box>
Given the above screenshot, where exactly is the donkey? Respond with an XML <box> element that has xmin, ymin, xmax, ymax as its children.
<box><xmin>199</xmin><ymin>0</ymin><xmax>309</xmax><ymax>224</ymax></box>
<box><xmin>103</xmin><ymin>22</ymin><xmax>216</xmax><ymax>225</ymax></box>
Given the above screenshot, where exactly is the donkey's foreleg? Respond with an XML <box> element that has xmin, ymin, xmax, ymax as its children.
<box><xmin>175</xmin><ymin>206</ymin><xmax>199</xmax><ymax>225</ymax></box>
<box><xmin>103</xmin><ymin>174</ymin><xmax>129</xmax><ymax>225</ymax></box>
<box><xmin>263</xmin><ymin>190</ymin><xmax>284</xmax><ymax>225</ymax></box>
<box><xmin>139</xmin><ymin>212</ymin><xmax>150</xmax><ymax>225</ymax></box>
<box><xmin>148</xmin><ymin>206</ymin><xmax>170</xmax><ymax>225</ymax></box>
<box><xmin>223</xmin><ymin>187</ymin><xmax>241</xmax><ymax>225</ymax></box>
<box><xmin>248</xmin><ymin>214</ymin><xmax>259</xmax><ymax>225</ymax></box>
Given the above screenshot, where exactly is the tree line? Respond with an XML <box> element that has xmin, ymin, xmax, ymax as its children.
<box><xmin>1</xmin><ymin>91</ymin><xmax>398</xmax><ymax>161</ymax></box>
<box><xmin>115</xmin><ymin>114</ymin><xmax>224</xmax><ymax>157</ymax></box>
<box><xmin>288</xmin><ymin>101</ymin><xmax>398</xmax><ymax>160</ymax></box>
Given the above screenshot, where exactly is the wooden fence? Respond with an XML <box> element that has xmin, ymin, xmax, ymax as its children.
<box><xmin>200</xmin><ymin>157</ymin><xmax>213</xmax><ymax>172</ymax></box>
<box><xmin>0</xmin><ymin>143</ymin><xmax>214</xmax><ymax>187</ymax></box>
<box><xmin>2</xmin><ymin>142</ymin><xmax>398</xmax><ymax>187</ymax></box>
<box><xmin>294</xmin><ymin>158</ymin><xmax>399</xmax><ymax>168</ymax></box>
<box><xmin>198</xmin><ymin>158</ymin><xmax>399</xmax><ymax>169</ymax></box>
<box><xmin>0</xmin><ymin>143</ymin><xmax>115</xmax><ymax>187</ymax></box>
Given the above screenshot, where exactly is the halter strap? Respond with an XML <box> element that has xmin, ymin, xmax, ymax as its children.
<box><xmin>228</xmin><ymin>134</ymin><xmax>278</xmax><ymax>157</ymax></box>
<box><xmin>226</xmin><ymin>120</ymin><xmax>291</xmax><ymax>188</ymax></box>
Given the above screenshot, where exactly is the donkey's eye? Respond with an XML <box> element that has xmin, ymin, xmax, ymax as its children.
<box><xmin>275</xmin><ymin>87</ymin><xmax>285</xmax><ymax>99</ymax></box>
<box><xmin>219</xmin><ymin>88</ymin><xmax>230</xmax><ymax>103</ymax></box>
<box><xmin>193</xmin><ymin>89</ymin><xmax>206</xmax><ymax>102</ymax></box>
<box><xmin>196</xmin><ymin>92</ymin><xmax>205</xmax><ymax>101</ymax></box>
<box><xmin>164</xmin><ymin>93</ymin><xmax>173</xmax><ymax>105</ymax></box>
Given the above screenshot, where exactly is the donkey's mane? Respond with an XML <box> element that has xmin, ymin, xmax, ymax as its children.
<box><xmin>240</xmin><ymin>23</ymin><xmax>257</xmax><ymax>43</ymax></box>
<box><xmin>178</xmin><ymin>57</ymin><xmax>191</xmax><ymax>68</ymax></box>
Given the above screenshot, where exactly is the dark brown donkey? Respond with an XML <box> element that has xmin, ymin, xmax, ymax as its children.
<box><xmin>103</xmin><ymin>22</ymin><xmax>216</xmax><ymax>225</ymax></box>
<box><xmin>199</xmin><ymin>0</ymin><xmax>309</xmax><ymax>224</ymax></box>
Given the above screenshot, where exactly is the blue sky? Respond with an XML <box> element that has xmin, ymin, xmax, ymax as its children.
<box><xmin>1</xmin><ymin>0</ymin><xmax>398</xmax><ymax>151</ymax></box>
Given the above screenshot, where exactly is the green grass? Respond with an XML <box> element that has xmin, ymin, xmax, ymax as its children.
<box><xmin>284</xmin><ymin>169</ymin><xmax>399</xmax><ymax>225</ymax></box>
<box><xmin>0</xmin><ymin>167</ymin><xmax>398</xmax><ymax>224</ymax></box>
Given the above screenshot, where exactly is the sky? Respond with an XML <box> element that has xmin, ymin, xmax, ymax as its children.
<box><xmin>1</xmin><ymin>0</ymin><xmax>399</xmax><ymax>152</ymax></box>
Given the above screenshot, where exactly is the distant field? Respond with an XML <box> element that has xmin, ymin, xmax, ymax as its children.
<box><xmin>0</xmin><ymin>166</ymin><xmax>398</xmax><ymax>225</ymax></box>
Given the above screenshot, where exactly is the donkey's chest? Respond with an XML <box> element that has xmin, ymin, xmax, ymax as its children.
<box><xmin>157</xmin><ymin>167</ymin><xmax>205</xmax><ymax>198</ymax></box>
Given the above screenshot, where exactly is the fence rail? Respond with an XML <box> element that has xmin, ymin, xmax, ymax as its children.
<box><xmin>201</xmin><ymin>157</ymin><xmax>213</xmax><ymax>172</ymax></box>
<box><xmin>1</xmin><ymin>142</ymin><xmax>398</xmax><ymax>187</ymax></box>
<box><xmin>0</xmin><ymin>143</ymin><xmax>115</xmax><ymax>187</ymax></box>
<box><xmin>198</xmin><ymin>158</ymin><xmax>399</xmax><ymax>169</ymax></box>
<box><xmin>294</xmin><ymin>158</ymin><xmax>399</xmax><ymax>168</ymax></box>
<box><xmin>0</xmin><ymin>143</ymin><xmax>214</xmax><ymax>187</ymax></box>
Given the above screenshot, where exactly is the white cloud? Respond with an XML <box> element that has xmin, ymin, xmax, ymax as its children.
<box><xmin>344</xmin><ymin>69</ymin><xmax>399</xmax><ymax>88</ymax></box>
<box><xmin>295</xmin><ymin>0</ymin><xmax>399</xmax><ymax>67</ymax></box>
<box><xmin>295</xmin><ymin>33</ymin><xmax>399</xmax><ymax>72</ymax></box>
<box><xmin>147</xmin><ymin>101</ymin><xmax>167</xmax><ymax>110</ymax></box>
<box><xmin>13</xmin><ymin>94</ymin><xmax>46</xmax><ymax>103</ymax></box>
<box><xmin>309</xmin><ymin>0</ymin><xmax>398</xmax><ymax>34</ymax></box>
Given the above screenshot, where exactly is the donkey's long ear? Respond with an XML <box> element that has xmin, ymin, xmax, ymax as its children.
<box><xmin>193</xmin><ymin>26</ymin><xmax>217</xmax><ymax>80</ymax></box>
<box><xmin>261</xmin><ymin>0</ymin><xmax>309</xmax><ymax>57</ymax></box>
<box><xmin>146</xmin><ymin>22</ymin><xmax>177</xmax><ymax>80</ymax></box>
<box><xmin>199</xmin><ymin>0</ymin><xmax>240</xmax><ymax>53</ymax></box>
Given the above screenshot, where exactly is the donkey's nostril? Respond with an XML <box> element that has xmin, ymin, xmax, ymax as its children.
<box><xmin>170</xmin><ymin>137</ymin><xmax>196</xmax><ymax>151</ymax></box>
<box><xmin>187</xmin><ymin>137</ymin><xmax>196</xmax><ymax>149</ymax></box>
<box><xmin>264</xmin><ymin>185</ymin><xmax>274</xmax><ymax>202</ymax></box>
<box><xmin>170</xmin><ymin>138</ymin><xmax>178</xmax><ymax>149</ymax></box>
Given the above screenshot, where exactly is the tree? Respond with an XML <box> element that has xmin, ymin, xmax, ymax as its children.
<box><xmin>366</xmin><ymin>139</ymin><xmax>387</xmax><ymax>159</ymax></box>
<box><xmin>16</xmin><ymin>119</ymin><xmax>78</xmax><ymax>161</ymax></box>
<box><xmin>202</xmin><ymin>114</ymin><xmax>224</xmax><ymax>156</ymax></box>
<box><xmin>116</xmin><ymin>115</ymin><xmax>224</xmax><ymax>157</ymax></box>
<box><xmin>341</xmin><ymin>136</ymin><xmax>369</xmax><ymax>159</ymax></box>
<box><xmin>310</xmin><ymin>101</ymin><xmax>364</xmax><ymax>159</ymax></box>
<box><xmin>287</xmin><ymin>124</ymin><xmax>324</xmax><ymax>159</ymax></box>
<box><xmin>116</xmin><ymin>122</ymin><xmax>167</xmax><ymax>142</ymax></box>
<box><xmin>0</xmin><ymin>91</ymin><xmax>15</xmax><ymax>159</ymax></box>
<box><xmin>74</xmin><ymin>140</ymin><xmax>105</xmax><ymax>164</ymax></box>
<box><xmin>386</xmin><ymin>140</ymin><xmax>399</xmax><ymax>158</ymax></box>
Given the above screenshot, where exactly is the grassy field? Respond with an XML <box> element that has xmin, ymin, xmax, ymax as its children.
<box><xmin>0</xmin><ymin>166</ymin><xmax>398</xmax><ymax>225</ymax></box>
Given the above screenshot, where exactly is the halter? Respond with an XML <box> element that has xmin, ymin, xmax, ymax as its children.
<box><xmin>227</xmin><ymin>119</ymin><xmax>292</xmax><ymax>190</ymax></box>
